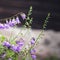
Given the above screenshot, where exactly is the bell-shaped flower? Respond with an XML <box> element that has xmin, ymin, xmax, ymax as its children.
<box><xmin>8</xmin><ymin>19</ymin><xmax>14</xmax><ymax>27</ymax></box>
<box><xmin>30</xmin><ymin>49</ymin><xmax>36</xmax><ymax>60</ymax></box>
<box><xmin>15</xmin><ymin>17</ymin><xmax>21</xmax><ymax>24</ymax></box>
<box><xmin>31</xmin><ymin>37</ymin><xmax>35</xmax><ymax>45</ymax></box>
<box><xmin>3</xmin><ymin>41</ymin><xmax>11</xmax><ymax>48</ymax></box>
<box><xmin>16</xmin><ymin>38</ymin><xmax>24</xmax><ymax>47</ymax></box>
<box><xmin>4</xmin><ymin>23</ymin><xmax>10</xmax><ymax>29</ymax></box>
<box><xmin>20</xmin><ymin>13</ymin><xmax>26</xmax><ymax>20</ymax></box>
<box><xmin>10</xmin><ymin>45</ymin><xmax>21</xmax><ymax>53</ymax></box>
<box><xmin>31</xmin><ymin>54</ymin><xmax>36</xmax><ymax>60</ymax></box>
<box><xmin>0</xmin><ymin>23</ymin><xmax>4</xmax><ymax>29</ymax></box>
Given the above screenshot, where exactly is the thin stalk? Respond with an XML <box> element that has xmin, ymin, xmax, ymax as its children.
<box><xmin>29</xmin><ymin>13</ymin><xmax>50</xmax><ymax>50</ymax></box>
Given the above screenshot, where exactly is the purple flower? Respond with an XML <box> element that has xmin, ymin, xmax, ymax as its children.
<box><xmin>20</xmin><ymin>13</ymin><xmax>26</xmax><ymax>20</ymax></box>
<box><xmin>31</xmin><ymin>37</ymin><xmax>35</xmax><ymax>44</ymax></box>
<box><xmin>0</xmin><ymin>23</ymin><xmax>10</xmax><ymax>29</ymax></box>
<box><xmin>30</xmin><ymin>49</ymin><xmax>36</xmax><ymax>55</ymax></box>
<box><xmin>30</xmin><ymin>49</ymin><xmax>36</xmax><ymax>60</ymax></box>
<box><xmin>16</xmin><ymin>41</ymin><xmax>24</xmax><ymax>47</ymax></box>
<box><xmin>4</xmin><ymin>24</ymin><xmax>10</xmax><ymax>29</ymax></box>
<box><xmin>11</xmin><ymin>45</ymin><xmax>21</xmax><ymax>53</ymax></box>
<box><xmin>6</xmin><ymin>18</ymin><xmax>20</xmax><ymax>27</ymax></box>
<box><xmin>11</xmin><ymin>18</ymin><xmax>17</xmax><ymax>25</ymax></box>
<box><xmin>31</xmin><ymin>49</ymin><xmax>36</xmax><ymax>54</ymax></box>
<box><xmin>8</xmin><ymin>20</ymin><xmax>15</xmax><ymax>27</ymax></box>
<box><xmin>0</xmin><ymin>17</ymin><xmax>21</xmax><ymax>29</ymax></box>
<box><xmin>3</xmin><ymin>41</ymin><xmax>11</xmax><ymax>48</ymax></box>
<box><xmin>16</xmin><ymin>38</ymin><xmax>24</xmax><ymax>46</ymax></box>
<box><xmin>6</xmin><ymin>19</ymin><xmax>16</xmax><ymax>27</ymax></box>
<box><xmin>16</xmin><ymin>17</ymin><xmax>21</xmax><ymax>24</ymax></box>
<box><xmin>0</xmin><ymin>23</ymin><xmax>4</xmax><ymax>29</ymax></box>
<box><xmin>31</xmin><ymin>55</ymin><xmax>36</xmax><ymax>60</ymax></box>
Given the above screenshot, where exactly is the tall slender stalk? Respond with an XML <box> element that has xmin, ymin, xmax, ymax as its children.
<box><xmin>30</xmin><ymin>13</ymin><xmax>50</xmax><ymax>50</ymax></box>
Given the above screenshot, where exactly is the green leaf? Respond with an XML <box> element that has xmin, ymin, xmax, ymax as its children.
<box><xmin>0</xmin><ymin>47</ymin><xmax>5</xmax><ymax>54</ymax></box>
<box><xmin>6</xmin><ymin>50</ymin><xmax>15</xmax><ymax>58</ymax></box>
<box><xmin>0</xmin><ymin>35</ymin><xmax>6</xmax><ymax>42</ymax></box>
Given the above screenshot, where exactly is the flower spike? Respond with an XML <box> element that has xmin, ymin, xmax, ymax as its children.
<box><xmin>16</xmin><ymin>17</ymin><xmax>21</xmax><ymax>24</ymax></box>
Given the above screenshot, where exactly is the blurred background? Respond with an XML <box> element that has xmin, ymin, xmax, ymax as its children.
<box><xmin>0</xmin><ymin>0</ymin><xmax>60</xmax><ymax>31</ymax></box>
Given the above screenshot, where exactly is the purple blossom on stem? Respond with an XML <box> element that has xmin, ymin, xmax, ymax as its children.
<box><xmin>3</xmin><ymin>41</ymin><xmax>11</xmax><ymax>48</ymax></box>
<box><xmin>6</xmin><ymin>19</ymin><xmax>16</xmax><ymax>27</ymax></box>
<box><xmin>30</xmin><ymin>49</ymin><xmax>36</xmax><ymax>55</ymax></box>
<box><xmin>8</xmin><ymin>17</ymin><xmax>21</xmax><ymax>27</ymax></box>
<box><xmin>31</xmin><ymin>37</ymin><xmax>35</xmax><ymax>44</ymax></box>
<box><xmin>16</xmin><ymin>38</ymin><xmax>24</xmax><ymax>46</ymax></box>
<box><xmin>16</xmin><ymin>40</ymin><xmax>24</xmax><ymax>46</ymax></box>
<box><xmin>16</xmin><ymin>41</ymin><xmax>24</xmax><ymax>47</ymax></box>
<box><xmin>11</xmin><ymin>38</ymin><xmax>24</xmax><ymax>53</ymax></box>
<box><xmin>31</xmin><ymin>55</ymin><xmax>36</xmax><ymax>60</ymax></box>
<box><xmin>4</xmin><ymin>24</ymin><xmax>10</xmax><ymax>29</ymax></box>
<box><xmin>11</xmin><ymin>18</ymin><xmax>17</xmax><ymax>25</ymax></box>
<box><xmin>0</xmin><ymin>12</ymin><xmax>26</xmax><ymax>29</ymax></box>
<box><xmin>20</xmin><ymin>13</ymin><xmax>26</xmax><ymax>20</ymax></box>
<box><xmin>8</xmin><ymin>19</ymin><xmax>15</xmax><ymax>27</ymax></box>
<box><xmin>30</xmin><ymin>49</ymin><xmax>36</xmax><ymax>60</ymax></box>
<box><xmin>0</xmin><ymin>23</ymin><xmax>4</xmax><ymax>29</ymax></box>
<box><xmin>0</xmin><ymin>16</ymin><xmax>22</xmax><ymax>29</ymax></box>
<box><xmin>10</xmin><ymin>45</ymin><xmax>21</xmax><ymax>53</ymax></box>
<box><xmin>16</xmin><ymin>17</ymin><xmax>21</xmax><ymax>24</ymax></box>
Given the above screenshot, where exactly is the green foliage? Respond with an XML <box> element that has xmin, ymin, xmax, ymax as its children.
<box><xmin>0</xmin><ymin>45</ymin><xmax>5</xmax><ymax>54</ymax></box>
<box><xmin>24</xmin><ymin>6</ymin><xmax>33</xmax><ymax>28</ymax></box>
<box><xmin>0</xmin><ymin>35</ymin><xmax>6</xmax><ymax>54</ymax></box>
<box><xmin>43</xmin><ymin>13</ymin><xmax>50</xmax><ymax>29</ymax></box>
<box><xmin>6</xmin><ymin>49</ymin><xmax>15</xmax><ymax>58</ymax></box>
<box><xmin>0</xmin><ymin>35</ymin><xmax>6</xmax><ymax>42</ymax></box>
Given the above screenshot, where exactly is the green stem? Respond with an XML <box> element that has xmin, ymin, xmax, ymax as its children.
<box><xmin>30</xmin><ymin>13</ymin><xmax>50</xmax><ymax>50</ymax></box>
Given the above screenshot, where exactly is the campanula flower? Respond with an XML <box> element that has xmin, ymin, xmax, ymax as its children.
<box><xmin>10</xmin><ymin>45</ymin><xmax>21</xmax><ymax>53</ymax></box>
<box><xmin>20</xmin><ymin>13</ymin><xmax>26</xmax><ymax>20</ymax></box>
<box><xmin>4</xmin><ymin>23</ymin><xmax>10</xmax><ymax>29</ymax></box>
<box><xmin>30</xmin><ymin>49</ymin><xmax>36</xmax><ymax>55</ymax></box>
<box><xmin>3</xmin><ymin>41</ymin><xmax>11</xmax><ymax>48</ymax></box>
<box><xmin>30</xmin><ymin>49</ymin><xmax>36</xmax><ymax>60</ymax></box>
<box><xmin>31</xmin><ymin>37</ymin><xmax>35</xmax><ymax>44</ymax></box>
<box><xmin>16</xmin><ymin>17</ymin><xmax>21</xmax><ymax>24</ymax></box>
<box><xmin>8</xmin><ymin>19</ymin><xmax>15</xmax><ymax>27</ymax></box>
<box><xmin>31</xmin><ymin>54</ymin><xmax>36</xmax><ymax>60</ymax></box>
<box><xmin>0</xmin><ymin>23</ymin><xmax>4</xmax><ymax>29</ymax></box>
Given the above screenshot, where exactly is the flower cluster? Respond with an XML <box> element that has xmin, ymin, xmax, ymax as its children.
<box><xmin>30</xmin><ymin>37</ymin><xmax>37</xmax><ymax>60</ymax></box>
<box><xmin>3</xmin><ymin>38</ymin><xmax>24</xmax><ymax>53</ymax></box>
<box><xmin>1</xmin><ymin>36</ymin><xmax>37</xmax><ymax>60</ymax></box>
<box><xmin>0</xmin><ymin>17</ymin><xmax>21</xmax><ymax>29</ymax></box>
<box><xmin>30</xmin><ymin>49</ymin><xmax>36</xmax><ymax>60</ymax></box>
<box><xmin>0</xmin><ymin>12</ymin><xmax>26</xmax><ymax>29</ymax></box>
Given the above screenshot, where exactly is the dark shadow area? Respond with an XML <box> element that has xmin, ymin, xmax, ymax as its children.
<box><xmin>0</xmin><ymin>0</ymin><xmax>60</xmax><ymax>31</ymax></box>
